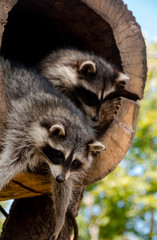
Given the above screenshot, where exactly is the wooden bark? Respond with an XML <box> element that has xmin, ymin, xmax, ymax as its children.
<box><xmin>0</xmin><ymin>187</ymin><xmax>85</xmax><ymax>240</ymax></box>
<box><xmin>0</xmin><ymin>0</ymin><xmax>147</xmax><ymax>239</ymax></box>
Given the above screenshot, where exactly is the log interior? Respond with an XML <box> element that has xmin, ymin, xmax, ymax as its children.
<box><xmin>1</xmin><ymin>0</ymin><xmax>122</xmax><ymax>68</ymax></box>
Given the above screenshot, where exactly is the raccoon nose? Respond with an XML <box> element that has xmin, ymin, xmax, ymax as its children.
<box><xmin>92</xmin><ymin>116</ymin><xmax>99</xmax><ymax>122</ymax></box>
<box><xmin>56</xmin><ymin>175</ymin><xmax>65</xmax><ymax>183</ymax></box>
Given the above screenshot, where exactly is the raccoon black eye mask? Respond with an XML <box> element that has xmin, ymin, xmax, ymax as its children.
<box><xmin>37</xmin><ymin>48</ymin><xmax>129</xmax><ymax>129</ymax></box>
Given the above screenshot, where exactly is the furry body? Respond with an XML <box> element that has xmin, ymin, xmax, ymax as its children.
<box><xmin>37</xmin><ymin>48</ymin><xmax>129</xmax><ymax>130</ymax></box>
<box><xmin>0</xmin><ymin>57</ymin><xmax>105</xmax><ymax>239</ymax></box>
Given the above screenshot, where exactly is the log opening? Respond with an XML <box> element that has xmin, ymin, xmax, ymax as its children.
<box><xmin>1</xmin><ymin>0</ymin><xmax>122</xmax><ymax>68</ymax></box>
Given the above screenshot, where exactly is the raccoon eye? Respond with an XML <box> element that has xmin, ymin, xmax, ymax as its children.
<box><xmin>55</xmin><ymin>150</ymin><xmax>64</xmax><ymax>158</ymax></box>
<box><xmin>76</xmin><ymin>87</ymin><xmax>99</xmax><ymax>106</ymax></box>
<box><xmin>71</xmin><ymin>159</ymin><xmax>82</xmax><ymax>170</ymax></box>
<box><xmin>42</xmin><ymin>145</ymin><xmax>64</xmax><ymax>165</ymax></box>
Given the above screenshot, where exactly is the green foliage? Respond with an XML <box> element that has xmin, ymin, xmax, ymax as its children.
<box><xmin>77</xmin><ymin>41</ymin><xmax>157</xmax><ymax>240</ymax></box>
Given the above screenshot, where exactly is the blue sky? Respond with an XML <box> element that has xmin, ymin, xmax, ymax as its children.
<box><xmin>123</xmin><ymin>0</ymin><xmax>157</xmax><ymax>41</ymax></box>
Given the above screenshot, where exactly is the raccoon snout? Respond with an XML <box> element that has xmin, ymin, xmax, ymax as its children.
<box><xmin>56</xmin><ymin>175</ymin><xmax>65</xmax><ymax>183</ymax></box>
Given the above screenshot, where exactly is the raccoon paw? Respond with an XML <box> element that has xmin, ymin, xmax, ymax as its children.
<box><xmin>97</xmin><ymin>97</ymin><xmax>121</xmax><ymax>136</ymax></box>
<box><xmin>99</xmin><ymin>97</ymin><xmax>121</xmax><ymax>124</ymax></box>
<box><xmin>49</xmin><ymin>218</ymin><xmax>64</xmax><ymax>240</ymax></box>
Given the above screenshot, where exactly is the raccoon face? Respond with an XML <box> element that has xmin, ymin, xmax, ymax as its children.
<box><xmin>32</xmin><ymin>121</ymin><xmax>105</xmax><ymax>183</ymax></box>
<box><xmin>73</xmin><ymin>60</ymin><xmax>129</xmax><ymax>124</ymax></box>
<box><xmin>38</xmin><ymin>49</ymin><xmax>129</xmax><ymax>125</ymax></box>
<box><xmin>41</xmin><ymin>141</ymin><xmax>104</xmax><ymax>183</ymax></box>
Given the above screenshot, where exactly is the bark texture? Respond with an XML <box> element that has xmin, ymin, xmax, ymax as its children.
<box><xmin>0</xmin><ymin>187</ymin><xmax>85</xmax><ymax>240</ymax></box>
<box><xmin>0</xmin><ymin>0</ymin><xmax>147</xmax><ymax>239</ymax></box>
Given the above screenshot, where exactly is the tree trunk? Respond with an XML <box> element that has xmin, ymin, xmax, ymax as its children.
<box><xmin>1</xmin><ymin>187</ymin><xmax>85</xmax><ymax>240</ymax></box>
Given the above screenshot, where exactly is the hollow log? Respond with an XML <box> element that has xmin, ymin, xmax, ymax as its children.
<box><xmin>0</xmin><ymin>0</ymin><xmax>147</xmax><ymax>239</ymax></box>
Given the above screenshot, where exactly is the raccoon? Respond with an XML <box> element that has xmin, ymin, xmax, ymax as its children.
<box><xmin>0</xmin><ymin>57</ymin><xmax>105</xmax><ymax>240</ymax></box>
<box><xmin>37</xmin><ymin>48</ymin><xmax>129</xmax><ymax>131</ymax></box>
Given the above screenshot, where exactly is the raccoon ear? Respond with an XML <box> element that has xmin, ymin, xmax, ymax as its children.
<box><xmin>79</xmin><ymin>60</ymin><xmax>96</xmax><ymax>74</ymax></box>
<box><xmin>49</xmin><ymin>123</ymin><xmax>66</xmax><ymax>136</ymax></box>
<box><xmin>88</xmin><ymin>141</ymin><xmax>106</xmax><ymax>152</ymax></box>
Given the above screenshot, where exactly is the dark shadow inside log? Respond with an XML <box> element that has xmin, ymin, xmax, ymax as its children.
<box><xmin>1</xmin><ymin>0</ymin><xmax>122</xmax><ymax>69</ymax></box>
